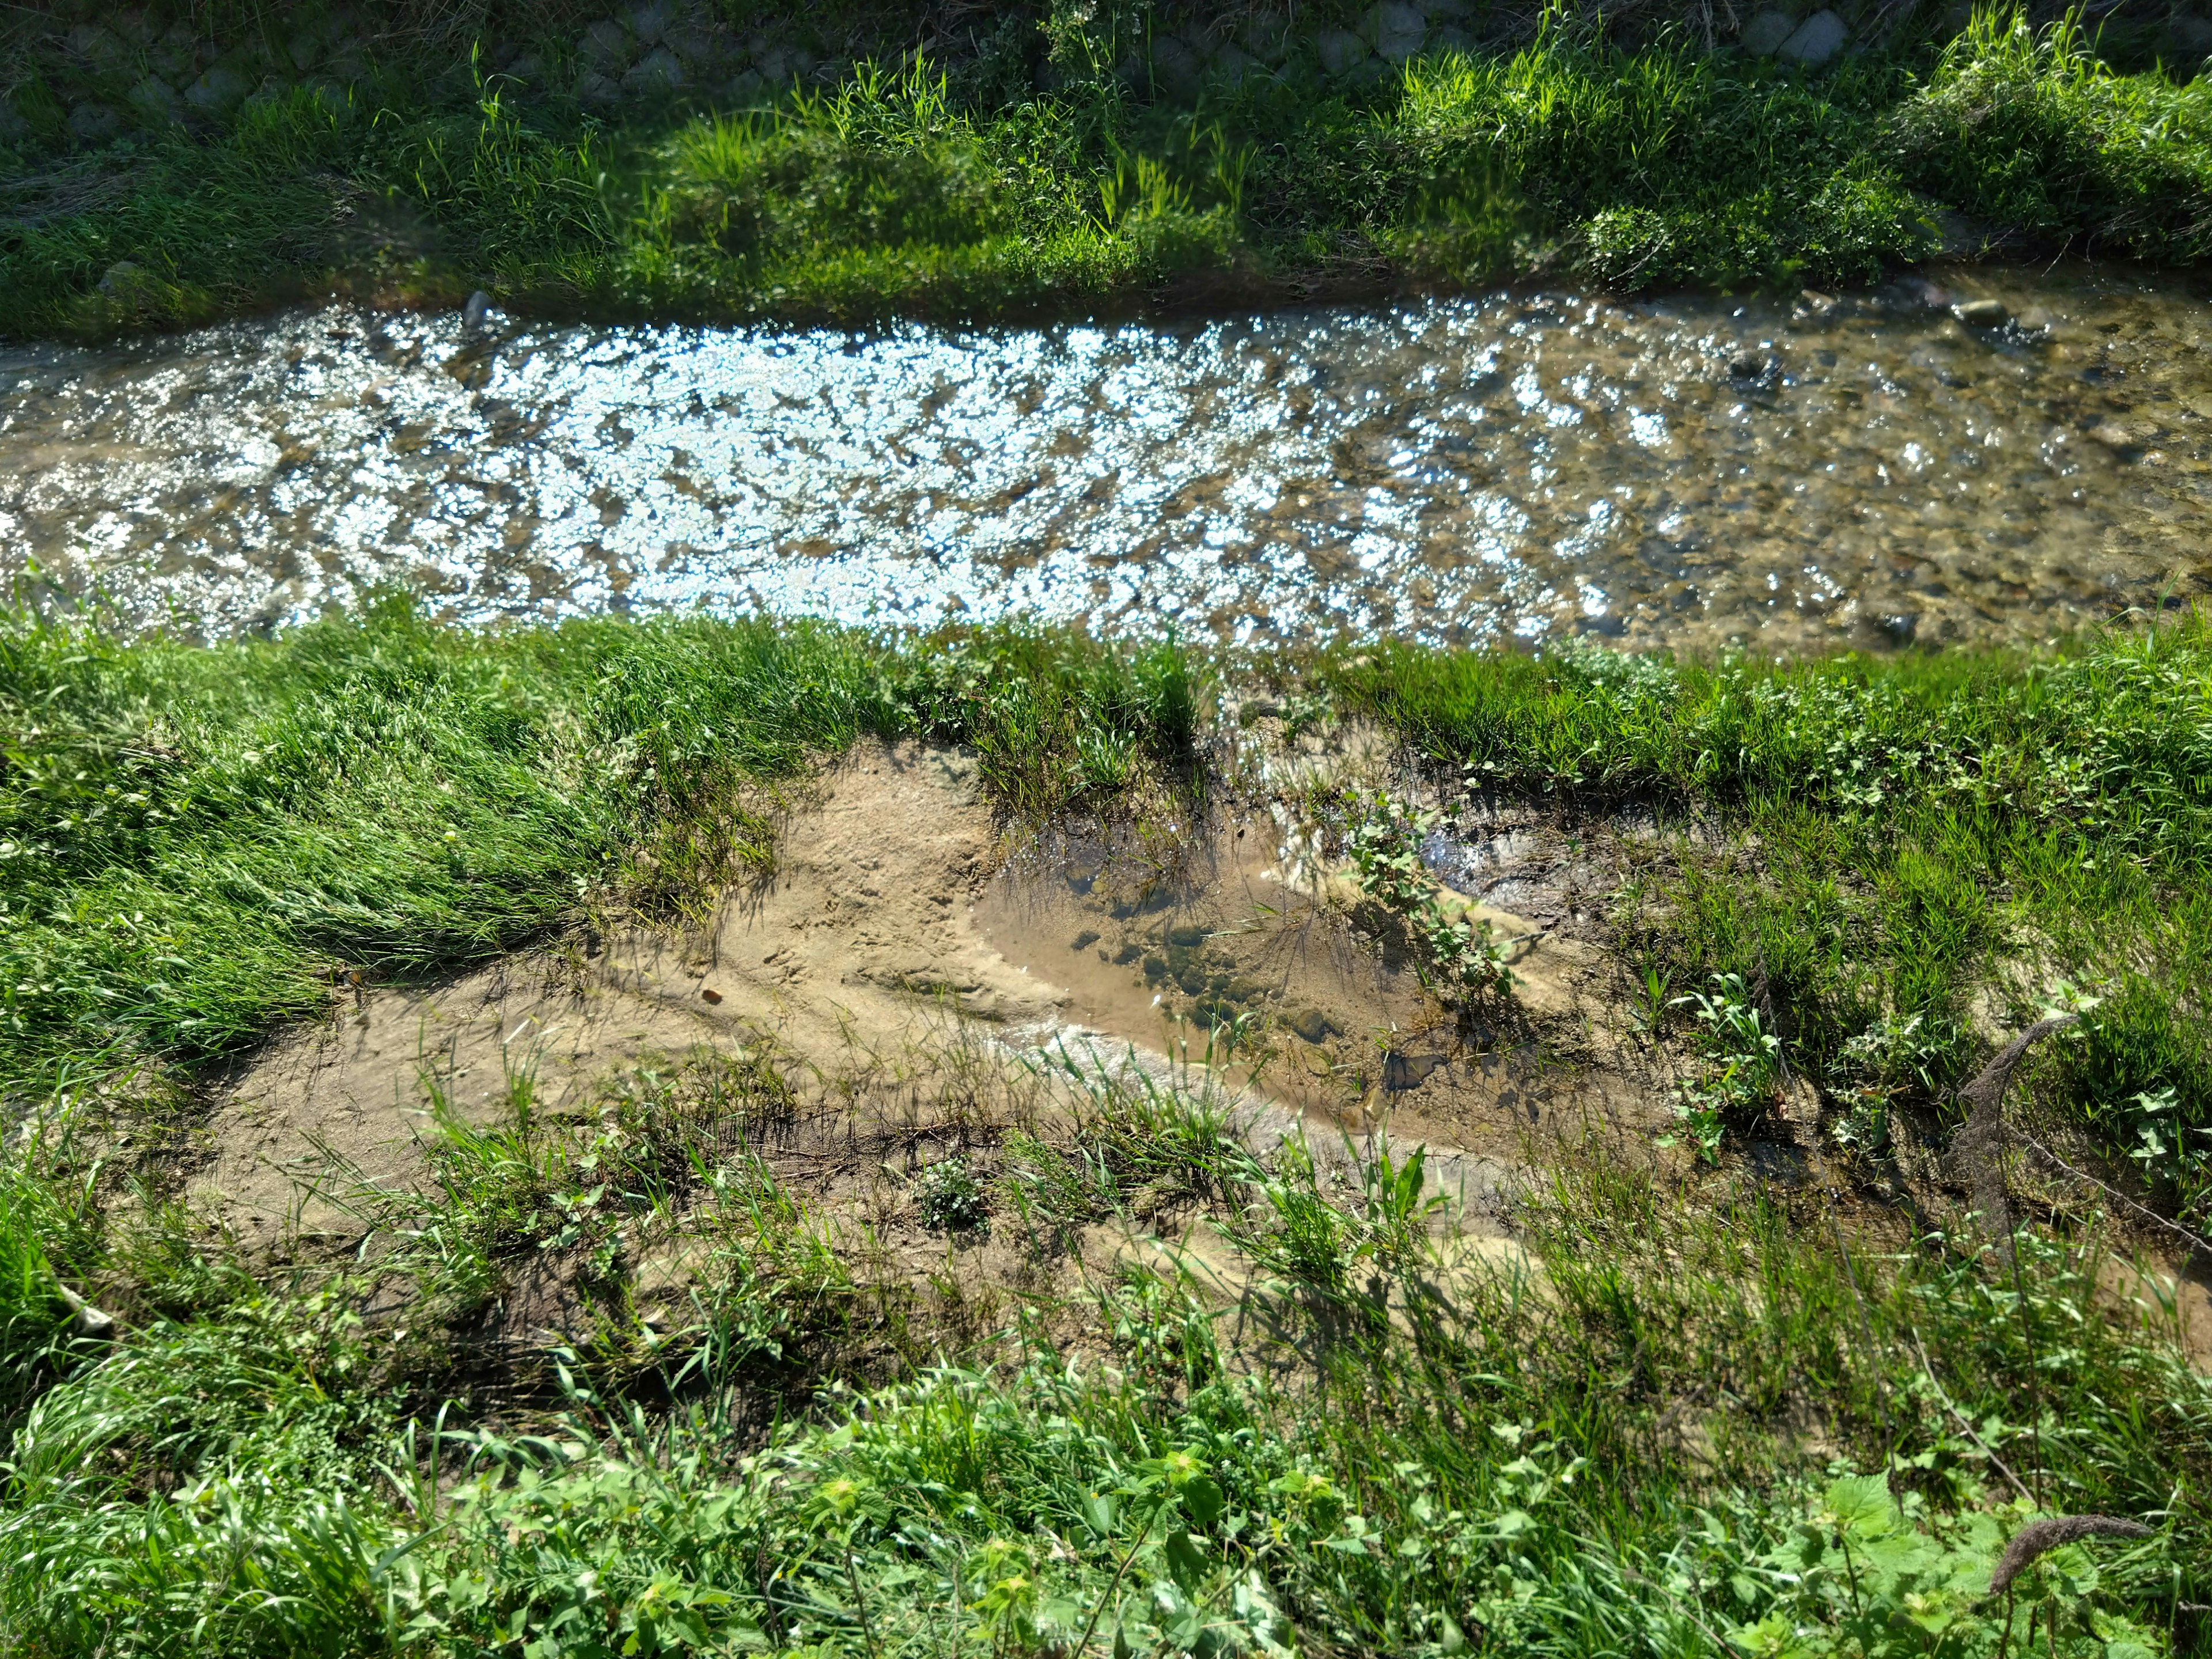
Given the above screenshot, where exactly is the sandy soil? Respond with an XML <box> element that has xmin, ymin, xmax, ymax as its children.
<box><xmin>195</xmin><ymin>737</ymin><xmax>1663</xmax><ymax>1231</ymax></box>
<box><xmin>182</xmin><ymin>732</ymin><xmax>2212</xmax><ymax>1366</ymax></box>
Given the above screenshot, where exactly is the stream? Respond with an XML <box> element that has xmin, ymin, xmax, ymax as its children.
<box><xmin>2</xmin><ymin>264</ymin><xmax>2209</xmax><ymax>650</ymax></box>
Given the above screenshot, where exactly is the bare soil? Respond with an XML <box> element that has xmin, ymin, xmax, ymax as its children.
<box><xmin>185</xmin><ymin>733</ymin><xmax>2212</xmax><ymax>1369</ymax></box>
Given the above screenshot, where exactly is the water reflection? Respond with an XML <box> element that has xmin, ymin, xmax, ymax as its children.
<box><xmin>2</xmin><ymin>266</ymin><xmax>2208</xmax><ymax>649</ymax></box>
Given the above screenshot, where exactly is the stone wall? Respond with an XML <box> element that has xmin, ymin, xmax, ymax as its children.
<box><xmin>3</xmin><ymin>0</ymin><xmax>2209</xmax><ymax>150</ymax></box>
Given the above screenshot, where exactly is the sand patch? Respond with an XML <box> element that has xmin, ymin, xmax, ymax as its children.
<box><xmin>195</xmin><ymin>738</ymin><xmax>1040</xmax><ymax>1236</ymax></box>
<box><xmin>199</xmin><ymin>737</ymin><xmax>1654</xmax><ymax>1243</ymax></box>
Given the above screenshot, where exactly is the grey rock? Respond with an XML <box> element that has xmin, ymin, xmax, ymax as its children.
<box><xmin>127</xmin><ymin>76</ymin><xmax>185</xmax><ymax>123</ymax></box>
<box><xmin>1213</xmin><ymin>42</ymin><xmax>1262</xmax><ymax>81</ymax></box>
<box><xmin>463</xmin><ymin>290</ymin><xmax>493</xmax><ymax>329</ymax></box>
<box><xmin>1317</xmin><ymin>28</ymin><xmax>1371</xmax><ymax>74</ymax></box>
<box><xmin>1953</xmin><ymin>297</ymin><xmax>2010</xmax><ymax>328</ymax></box>
<box><xmin>722</xmin><ymin>68</ymin><xmax>767</xmax><ymax>104</ymax></box>
<box><xmin>1728</xmin><ymin>351</ymin><xmax>1768</xmax><ymax>378</ymax></box>
<box><xmin>68</xmin><ymin>101</ymin><xmax>123</xmax><ymax>143</ymax></box>
<box><xmin>575</xmin><ymin>70</ymin><xmax>622</xmax><ymax>105</ymax></box>
<box><xmin>56</xmin><ymin>1283</ymin><xmax>116</xmax><ymax>1339</ymax></box>
<box><xmin>1366</xmin><ymin>1</ymin><xmax>1429</xmax><ymax>62</ymax></box>
<box><xmin>1777</xmin><ymin>9</ymin><xmax>1847</xmax><ymax>65</ymax></box>
<box><xmin>184</xmin><ymin>63</ymin><xmax>251</xmax><ymax>111</ymax></box>
<box><xmin>65</xmin><ymin>23</ymin><xmax>113</xmax><ymax>63</ymax></box>
<box><xmin>628</xmin><ymin>0</ymin><xmax>673</xmax><ymax>44</ymax></box>
<box><xmin>505</xmin><ymin>52</ymin><xmax>545</xmax><ymax>86</ymax></box>
<box><xmin>1147</xmin><ymin>36</ymin><xmax>1203</xmax><ymax>100</ymax></box>
<box><xmin>581</xmin><ymin>19</ymin><xmax>632</xmax><ymax>71</ymax></box>
<box><xmin>1429</xmin><ymin>25</ymin><xmax>1476</xmax><ymax>56</ymax></box>
<box><xmin>623</xmin><ymin>47</ymin><xmax>687</xmax><ymax>94</ymax></box>
<box><xmin>665</xmin><ymin>22</ymin><xmax>722</xmax><ymax>66</ymax></box>
<box><xmin>1240</xmin><ymin>18</ymin><xmax>1294</xmax><ymax>65</ymax></box>
<box><xmin>287</xmin><ymin>28</ymin><xmax>322</xmax><ymax>72</ymax></box>
<box><xmin>1739</xmin><ymin>10</ymin><xmax>1798</xmax><ymax>54</ymax></box>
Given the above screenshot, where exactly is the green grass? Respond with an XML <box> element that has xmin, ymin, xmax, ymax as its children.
<box><xmin>0</xmin><ymin>600</ymin><xmax>1206</xmax><ymax>1101</ymax></box>
<box><xmin>0</xmin><ymin>1080</ymin><xmax>2204</xmax><ymax>1658</ymax></box>
<box><xmin>7</xmin><ymin>603</ymin><xmax>2209</xmax><ymax>1207</ymax></box>
<box><xmin>2</xmin><ymin>604</ymin><xmax>2209</xmax><ymax>1656</ymax></box>
<box><xmin>1334</xmin><ymin>618</ymin><xmax>2212</xmax><ymax>1219</ymax></box>
<box><xmin>6</xmin><ymin>7</ymin><xmax>2212</xmax><ymax>336</ymax></box>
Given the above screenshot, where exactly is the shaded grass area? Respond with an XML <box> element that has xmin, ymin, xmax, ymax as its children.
<box><xmin>6</xmin><ymin>8</ymin><xmax>2212</xmax><ymax>336</ymax></box>
<box><xmin>0</xmin><ymin>1059</ymin><xmax>2203</xmax><ymax>1657</ymax></box>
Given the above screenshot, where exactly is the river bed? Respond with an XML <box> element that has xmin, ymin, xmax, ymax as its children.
<box><xmin>2</xmin><ymin>264</ymin><xmax>2209</xmax><ymax>650</ymax></box>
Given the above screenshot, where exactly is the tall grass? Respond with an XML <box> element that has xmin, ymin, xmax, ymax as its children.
<box><xmin>7</xmin><ymin>7</ymin><xmax>2212</xmax><ymax>334</ymax></box>
<box><xmin>0</xmin><ymin>603</ymin><xmax>1205</xmax><ymax>1101</ymax></box>
<box><xmin>1</xmin><ymin>1098</ymin><xmax>2200</xmax><ymax>1658</ymax></box>
<box><xmin>0</xmin><ymin>1162</ymin><xmax>75</xmax><ymax>1437</ymax></box>
<box><xmin>1892</xmin><ymin>7</ymin><xmax>2212</xmax><ymax>263</ymax></box>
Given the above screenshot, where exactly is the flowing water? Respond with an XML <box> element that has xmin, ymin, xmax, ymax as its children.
<box><xmin>3</xmin><ymin>264</ymin><xmax>2210</xmax><ymax>650</ymax></box>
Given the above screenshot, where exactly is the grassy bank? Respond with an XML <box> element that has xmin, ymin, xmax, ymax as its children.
<box><xmin>1333</xmin><ymin>621</ymin><xmax>2212</xmax><ymax>1215</ymax></box>
<box><xmin>5</xmin><ymin>6</ymin><xmax>2212</xmax><ymax>336</ymax></box>
<box><xmin>0</xmin><ymin>1058</ymin><xmax>2204</xmax><ymax>1656</ymax></box>
<box><xmin>2</xmin><ymin>604</ymin><xmax>2209</xmax><ymax>1656</ymax></box>
<box><xmin>3</xmin><ymin>602</ymin><xmax>2207</xmax><ymax>1205</ymax></box>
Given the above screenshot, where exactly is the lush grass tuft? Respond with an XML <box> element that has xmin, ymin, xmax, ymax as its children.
<box><xmin>0</xmin><ymin>602</ymin><xmax>1206</xmax><ymax>1100</ymax></box>
<box><xmin>1</xmin><ymin>1119</ymin><xmax>2202</xmax><ymax>1657</ymax></box>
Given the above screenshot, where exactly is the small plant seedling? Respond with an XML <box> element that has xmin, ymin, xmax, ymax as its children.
<box><xmin>1343</xmin><ymin>790</ymin><xmax>1514</xmax><ymax>998</ymax></box>
<box><xmin>1662</xmin><ymin>974</ymin><xmax>1783</xmax><ymax>1164</ymax></box>
<box><xmin>916</xmin><ymin>1157</ymin><xmax>990</xmax><ymax>1232</ymax></box>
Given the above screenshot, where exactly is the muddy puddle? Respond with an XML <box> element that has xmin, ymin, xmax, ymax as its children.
<box><xmin>970</xmin><ymin>808</ymin><xmax>1622</xmax><ymax>1143</ymax></box>
<box><xmin>6</xmin><ymin>265</ymin><xmax>2211</xmax><ymax>651</ymax></box>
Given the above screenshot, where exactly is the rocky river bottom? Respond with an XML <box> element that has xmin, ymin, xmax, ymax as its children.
<box><xmin>3</xmin><ymin>262</ymin><xmax>2210</xmax><ymax>652</ymax></box>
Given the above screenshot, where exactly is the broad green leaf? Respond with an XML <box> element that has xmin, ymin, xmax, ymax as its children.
<box><xmin>1823</xmin><ymin>1474</ymin><xmax>1898</xmax><ymax>1538</ymax></box>
<box><xmin>1184</xmin><ymin>1475</ymin><xmax>1225</xmax><ymax>1531</ymax></box>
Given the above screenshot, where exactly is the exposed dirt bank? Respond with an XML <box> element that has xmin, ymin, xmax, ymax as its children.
<box><xmin>195</xmin><ymin>733</ymin><xmax>1660</xmax><ymax>1224</ymax></box>
<box><xmin>184</xmin><ymin>729</ymin><xmax>2212</xmax><ymax>1370</ymax></box>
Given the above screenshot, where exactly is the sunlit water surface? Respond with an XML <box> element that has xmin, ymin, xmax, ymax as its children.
<box><xmin>3</xmin><ymin>266</ymin><xmax>2210</xmax><ymax>650</ymax></box>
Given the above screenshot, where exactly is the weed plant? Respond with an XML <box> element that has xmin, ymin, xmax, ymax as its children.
<box><xmin>6</xmin><ymin>7</ymin><xmax>2212</xmax><ymax>335</ymax></box>
<box><xmin>1339</xmin><ymin>616</ymin><xmax>2212</xmax><ymax>1217</ymax></box>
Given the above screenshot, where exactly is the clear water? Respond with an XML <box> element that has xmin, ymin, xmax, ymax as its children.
<box><xmin>3</xmin><ymin>264</ymin><xmax>2209</xmax><ymax>650</ymax></box>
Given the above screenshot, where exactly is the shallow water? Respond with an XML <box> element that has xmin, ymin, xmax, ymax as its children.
<box><xmin>3</xmin><ymin>266</ymin><xmax>2210</xmax><ymax>650</ymax></box>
